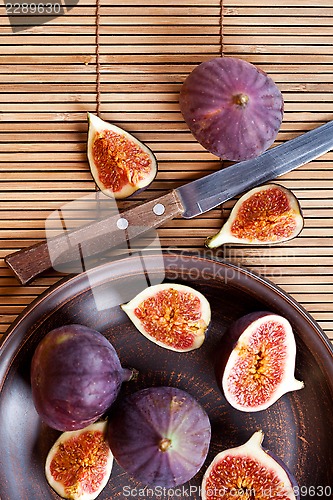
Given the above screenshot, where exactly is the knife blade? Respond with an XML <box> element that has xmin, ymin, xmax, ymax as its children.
<box><xmin>178</xmin><ymin>119</ymin><xmax>333</xmax><ymax>218</ymax></box>
<box><xmin>5</xmin><ymin>120</ymin><xmax>333</xmax><ymax>285</ymax></box>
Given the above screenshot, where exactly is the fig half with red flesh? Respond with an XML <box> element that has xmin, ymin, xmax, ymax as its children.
<box><xmin>87</xmin><ymin>113</ymin><xmax>157</xmax><ymax>199</ymax></box>
<box><xmin>179</xmin><ymin>57</ymin><xmax>283</xmax><ymax>161</ymax></box>
<box><xmin>201</xmin><ymin>431</ymin><xmax>299</xmax><ymax>500</ymax></box>
<box><xmin>108</xmin><ymin>386</ymin><xmax>211</xmax><ymax>488</ymax></box>
<box><xmin>121</xmin><ymin>283</ymin><xmax>211</xmax><ymax>352</ymax></box>
<box><xmin>45</xmin><ymin>421</ymin><xmax>113</xmax><ymax>500</ymax></box>
<box><xmin>216</xmin><ymin>312</ymin><xmax>304</xmax><ymax>412</ymax></box>
<box><xmin>206</xmin><ymin>184</ymin><xmax>304</xmax><ymax>248</ymax></box>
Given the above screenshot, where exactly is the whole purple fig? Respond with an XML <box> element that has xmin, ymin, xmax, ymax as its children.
<box><xmin>31</xmin><ymin>324</ymin><xmax>133</xmax><ymax>431</ymax></box>
<box><xmin>180</xmin><ymin>57</ymin><xmax>283</xmax><ymax>161</ymax></box>
<box><xmin>108</xmin><ymin>386</ymin><xmax>211</xmax><ymax>488</ymax></box>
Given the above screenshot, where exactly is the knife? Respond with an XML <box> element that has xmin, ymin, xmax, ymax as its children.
<box><xmin>5</xmin><ymin>119</ymin><xmax>333</xmax><ymax>285</ymax></box>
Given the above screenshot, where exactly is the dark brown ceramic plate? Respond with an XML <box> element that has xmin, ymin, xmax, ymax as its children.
<box><xmin>0</xmin><ymin>252</ymin><xmax>332</xmax><ymax>500</ymax></box>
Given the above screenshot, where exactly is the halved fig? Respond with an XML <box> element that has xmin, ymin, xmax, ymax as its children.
<box><xmin>206</xmin><ymin>184</ymin><xmax>304</xmax><ymax>248</ymax></box>
<box><xmin>202</xmin><ymin>431</ymin><xmax>299</xmax><ymax>500</ymax></box>
<box><xmin>45</xmin><ymin>421</ymin><xmax>113</xmax><ymax>500</ymax></box>
<box><xmin>121</xmin><ymin>283</ymin><xmax>211</xmax><ymax>352</ymax></box>
<box><xmin>108</xmin><ymin>386</ymin><xmax>211</xmax><ymax>488</ymax></box>
<box><xmin>87</xmin><ymin>112</ymin><xmax>157</xmax><ymax>199</ymax></box>
<box><xmin>180</xmin><ymin>57</ymin><xmax>283</xmax><ymax>161</ymax></box>
<box><xmin>216</xmin><ymin>311</ymin><xmax>304</xmax><ymax>412</ymax></box>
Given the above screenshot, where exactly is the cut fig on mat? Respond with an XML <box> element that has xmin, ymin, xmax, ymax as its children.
<box><xmin>216</xmin><ymin>312</ymin><xmax>304</xmax><ymax>412</ymax></box>
<box><xmin>108</xmin><ymin>386</ymin><xmax>211</xmax><ymax>488</ymax></box>
<box><xmin>45</xmin><ymin>421</ymin><xmax>113</xmax><ymax>500</ymax></box>
<box><xmin>121</xmin><ymin>283</ymin><xmax>211</xmax><ymax>352</ymax></box>
<box><xmin>180</xmin><ymin>57</ymin><xmax>283</xmax><ymax>161</ymax></box>
<box><xmin>201</xmin><ymin>430</ymin><xmax>299</xmax><ymax>500</ymax></box>
<box><xmin>206</xmin><ymin>184</ymin><xmax>304</xmax><ymax>248</ymax></box>
<box><xmin>87</xmin><ymin>112</ymin><xmax>157</xmax><ymax>199</ymax></box>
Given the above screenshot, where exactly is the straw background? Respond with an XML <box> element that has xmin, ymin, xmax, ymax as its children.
<box><xmin>0</xmin><ymin>0</ymin><xmax>332</xmax><ymax>344</ymax></box>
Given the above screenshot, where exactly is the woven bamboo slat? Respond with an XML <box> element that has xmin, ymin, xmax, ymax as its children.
<box><xmin>0</xmin><ymin>0</ymin><xmax>333</xmax><ymax>344</ymax></box>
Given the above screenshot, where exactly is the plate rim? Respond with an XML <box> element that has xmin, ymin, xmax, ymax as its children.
<box><xmin>1</xmin><ymin>250</ymin><xmax>332</xmax><ymax>385</ymax></box>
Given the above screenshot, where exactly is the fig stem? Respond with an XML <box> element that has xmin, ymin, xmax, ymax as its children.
<box><xmin>233</xmin><ymin>93</ymin><xmax>249</xmax><ymax>107</ymax></box>
<box><xmin>291</xmin><ymin>378</ymin><xmax>304</xmax><ymax>391</ymax></box>
<box><xmin>205</xmin><ymin>231</ymin><xmax>228</xmax><ymax>249</ymax></box>
<box><xmin>247</xmin><ymin>430</ymin><xmax>264</xmax><ymax>448</ymax></box>
<box><xmin>159</xmin><ymin>438</ymin><xmax>172</xmax><ymax>452</ymax></box>
<box><xmin>122</xmin><ymin>367</ymin><xmax>138</xmax><ymax>382</ymax></box>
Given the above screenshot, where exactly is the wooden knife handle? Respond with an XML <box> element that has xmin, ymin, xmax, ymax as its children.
<box><xmin>5</xmin><ymin>191</ymin><xmax>184</xmax><ymax>285</ymax></box>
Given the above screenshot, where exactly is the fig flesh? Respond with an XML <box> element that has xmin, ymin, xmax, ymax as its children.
<box><xmin>45</xmin><ymin>421</ymin><xmax>113</xmax><ymax>500</ymax></box>
<box><xmin>206</xmin><ymin>184</ymin><xmax>304</xmax><ymax>248</ymax></box>
<box><xmin>31</xmin><ymin>324</ymin><xmax>133</xmax><ymax>431</ymax></box>
<box><xmin>201</xmin><ymin>431</ymin><xmax>299</xmax><ymax>500</ymax></box>
<box><xmin>180</xmin><ymin>57</ymin><xmax>283</xmax><ymax>161</ymax></box>
<box><xmin>216</xmin><ymin>312</ymin><xmax>304</xmax><ymax>412</ymax></box>
<box><xmin>121</xmin><ymin>283</ymin><xmax>211</xmax><ymax>352</ymax></box>
<box><xmin>108</xmin><ymin>386</ymin><xmax>211</xmax><ymax>488</ymax></box>
<box><xmin>87</xmin><ymin>112</ymin><xmax>157</xmax><ymax>199</ymax></box>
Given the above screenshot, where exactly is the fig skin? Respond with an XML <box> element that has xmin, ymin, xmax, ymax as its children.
<box><xmin>108</xmin><ymin>386</ymin><xmax>211</xmax><ymax>488</ymax></box>
<box><xmin>206</xmin><ymin>183</ymin><xmax>304</xmax><ymax>248</ymax></box>
<box><xmin>87</xmin><ymin>112</ymin><xmax>157</xmax><ymax>199</ymax></box>
<box><xmin>180</xmin><ymin>57</ymin><xmax>284</xmax><ymax>161</ymax></box>
<box><xmin>45</xmin><ymin>421</ymin><xmax>113</xmax><ymax>500</ymax></box>
<box><xmin>215</xmin><ymin>311</ymin><xmax>304</xmax><ymax>412</ymax></box>
<box><xmin>31</xmin><ymin>324</ymin><xmax>133</xmax><ymax>431</ymax></box>
<box><xmin>201</xmin><ymin>431</ymin><xmax>299</xmax><ymax>500</ymax></box>
<box><xmin>121</xmin><ymin>283</ymin><xmax>211</xmax><ymax>352</ymax></box>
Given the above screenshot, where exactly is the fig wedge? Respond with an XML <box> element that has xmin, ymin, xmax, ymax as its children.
<box><xmin>121</xmin><ymin>283</ymin><xmax>211</xmax><ymax>352</ymax></box>
<box><xmin>202</xmin><ymin>431</ymin><xmax>299</xmax><ymax>500</ymax></box>
<box><xmin>216</xmin><ymin>311</ymin><xmax>304</xmax><ymax>412</ymax></box>
<box><xmin>206</xmin><ymin>184</ymin><xmax>304</xmax><ymax>248</ymax></box>
<box><xmin>45</xmin><ymin>421</ymin><xmax>113</xmax><ymax>500</ymax></box>
<box><xmin>87</xmin><ymin>112</ymin><xmax>157</xmax><ymax>199</ymax></box>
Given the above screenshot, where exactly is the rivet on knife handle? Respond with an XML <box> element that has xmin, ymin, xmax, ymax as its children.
<box><xmin>5</xmin><ymin>191</ymin><xmax>184</xmax><ymax>285</ymax></box>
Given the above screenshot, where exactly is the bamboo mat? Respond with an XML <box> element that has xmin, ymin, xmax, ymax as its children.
<box><xmin>0</xmin><ymin>0</ymin><xmax>332</xmax><ymax>344</ymax></box>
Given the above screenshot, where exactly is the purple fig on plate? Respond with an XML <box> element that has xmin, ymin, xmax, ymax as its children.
<box><xmin>31</xmin><ymin>324</ymin><xmax>133</xmax><ymax>431</ymax></box>
<box><xmin>121</xmin><ymin>283</ymin><xmax>211</xmax><ymax>352</ymax></box>
<box><xmin>45</xmin><ymin>420</ymin><xmax>113</xmax><ymax>500</ymax></box>
<box><xmin>180</xmin><ymin>57</ymin><xmax>283</xmax><ymax>161</ymax></box>
<box><xmin>201</xmin><ymin>431</ymin><xmax>299</xmax><ymax>499</ymax></box>
<box><xmin>108</xmin><ymin>386</ymin><xmax>211</xmax><ymax>488</ymax></box>
<box><xmin>216</xmin><ymin>312</ymin><xmax>304</xmax><ymax>412</ymax></box>
<box><xmin>206</xmin><ymin>184</ymin><xmax>304</xmax><ymax>248</ymax></box>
